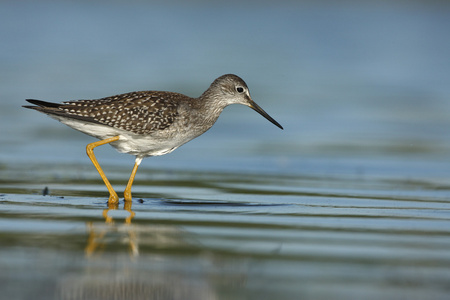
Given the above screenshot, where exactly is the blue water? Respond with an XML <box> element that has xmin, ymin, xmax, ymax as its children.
<box><xmin>1</xmin><ymin>1</ymin><xmax>450</xmax><ymax>299</ymax></box>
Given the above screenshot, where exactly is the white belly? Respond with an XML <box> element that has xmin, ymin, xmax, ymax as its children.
<box><xmin>53</xmin><ymin>116</ymin><xmax>193</xmax><ymax>157</ymax></box>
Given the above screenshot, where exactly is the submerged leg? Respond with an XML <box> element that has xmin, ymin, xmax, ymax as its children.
<box><xmin>86</xmin><ymin>136</ymin><xmax>120</xmax><ymax>204</ymax></box>
<box><xmin>124</xmin><ymin>157</ymin><xmax>143</xmax><ymax>202</ymax></box>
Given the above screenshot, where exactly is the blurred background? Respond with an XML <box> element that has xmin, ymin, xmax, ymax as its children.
<box><xmin>1</xmin><ymin>1</ymin><xmax>450</xmax><ymax>299</ymax></box>
<box><xmin>1</xmin><ymin>0</ymin><xmax>449</xmax><ymax>174</ymax></box>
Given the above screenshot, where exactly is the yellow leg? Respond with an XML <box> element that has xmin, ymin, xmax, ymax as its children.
<box><xmin>86</xmin><ymin>136</ymin><xmax>120</xmax><ymax>204</ymax></box>
<box><xmin>124</xmin><ymin>160</ymin><xmax>140</xmax><ymax>202</ymax></box>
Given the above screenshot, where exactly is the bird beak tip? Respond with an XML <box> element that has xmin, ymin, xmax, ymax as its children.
<box><xmin>248</xmin><ymin>102</ymin><xmax>283</xmax><ymax>130</ymax></box>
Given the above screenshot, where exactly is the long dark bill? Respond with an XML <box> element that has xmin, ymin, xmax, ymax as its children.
<box><xmin>249</xmin><ymin>101</ymin><xmax>283</xmax><ymax>130</ymax></box>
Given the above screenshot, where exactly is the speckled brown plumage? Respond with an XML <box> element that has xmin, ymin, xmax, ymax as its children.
<box><xmin>26</xmin><ymin>91</ymin><xmax>183</xmax><ymax>135</ymax></box>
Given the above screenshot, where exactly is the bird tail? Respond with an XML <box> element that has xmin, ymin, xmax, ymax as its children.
<box><xmin>23</xmin><ymin>99</ymin><xmax>62</xmax><ymax>109</ymax></box>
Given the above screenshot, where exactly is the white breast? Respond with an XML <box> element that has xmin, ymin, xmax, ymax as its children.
<box><xmin>51</xmin><ymin>115</ymin><xmax>194</xmax><ymax>157</ymax></box>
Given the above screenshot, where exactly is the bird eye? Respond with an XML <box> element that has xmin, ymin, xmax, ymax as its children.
<box><xmin>236</xmin><ymin>86</ymin><xmax>244</xmax><ymax>93</ymax></box>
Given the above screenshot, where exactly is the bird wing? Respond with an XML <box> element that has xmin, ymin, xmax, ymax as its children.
<box><xmin>26</xmin><ymin>91</ymin><xmax>181</xmax><ymax>135</ymax></box>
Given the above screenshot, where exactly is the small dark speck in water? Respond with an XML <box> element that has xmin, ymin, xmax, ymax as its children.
<box><xmin>42</xmin><ymin>186</ymin><xmax>49</xmax><ymax>196</ymax></box>
<box><xmin>138</xmin><ymin>198</ymin><xmax>144</xmax><ymax>203</ymax></box>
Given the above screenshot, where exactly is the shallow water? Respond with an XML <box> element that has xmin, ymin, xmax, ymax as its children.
<box><xmin>1</xmin><ymin>1</ymin><xmax>450</xmax><ymax>299</ymax></box>
<box><xmin>2</xmin><ymin>157</ymin><xmax>450</xmax><ymax>299</ymax></box>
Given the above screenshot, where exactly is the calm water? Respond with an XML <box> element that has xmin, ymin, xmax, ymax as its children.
<box><xmin>1</xmin><ymin>1</ymin><xmax>450</xmax><ymax>299</ymax></box>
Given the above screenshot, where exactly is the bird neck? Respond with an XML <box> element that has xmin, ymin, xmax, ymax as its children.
<box><xmin>192</xmin><ymin>93</ymin><xmax>227</xmax><ymax>128</ymax></box>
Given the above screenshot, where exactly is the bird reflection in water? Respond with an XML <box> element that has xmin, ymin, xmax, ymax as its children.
<box><xmin>58</xmin><ymin>201</ymin><xmax>243</xmax><ymax>299</ymax></box>
<box><xmin>85</xmin><ymin>201</ymin><xmax>138</xmax><ymax>257</ymax></box>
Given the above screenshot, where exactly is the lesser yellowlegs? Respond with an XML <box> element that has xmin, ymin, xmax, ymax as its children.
<box><xmin>24</xmin><ymin>74</ymin><xmax>283</xmax><ymax>204</ymax></box>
